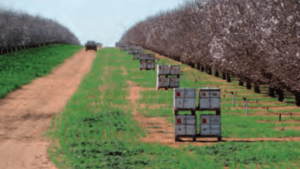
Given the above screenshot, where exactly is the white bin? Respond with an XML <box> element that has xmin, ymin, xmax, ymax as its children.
<box><xmin>156</xmin><ymin>76</ymin><xmax>169</xmax><ymax>88</ymax></box>
<box><xmin>133</xmin><ymin>54</ymin><xmax>139</xmax><ymax>60</ymax></box>
<box><xmin>140</xmin><ymin>61</ymin><xmax>147</xmax><ymax>69</ymax></box>
<box><xmin>173</xmin><ymin>88</ymin><xmax>196</xmax><ymax>109</ymax></box>
<box><xmin>169</xmin><ymin>65</ymin><xmax>180</xmax><ymax>75</ymax></box>
<box><xmin>157</xmin><ymin>65</ymin><xmax>169</xmax><ymax>75</ymax></box>
<box><xmin>169</xmin><ymin>77</ymin><xmax>179</xmax><ymax>88</ymax></box>
<box><xmin>200</xmin><ymin>115</ymin><xmax>221</xmax><ymax>136</ymax></box>
<box><xmin>198</xmin><ymin>87</ymin><xmax>220</xmax><ymax>109</ymax></box>
<box><xmin>147</xmin><ymin>53</ymin><xmax>155</xmax><ymax>60</ymax></box>
<box><xmin>175</xmin><ymin>115</ymin><xmax>196</xmax><ymax>136</ymax></box>
<box><xmin>147</xmin><ymin>62</ymin><xmax>155</xmax><ymax>69</ymax></box>
<box><xmin>140</xmin><ymin>54</ymin><xmax>147</xmax><ymax>60</ymax></box>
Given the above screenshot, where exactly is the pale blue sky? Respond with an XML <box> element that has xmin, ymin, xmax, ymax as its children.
<box><xmin>0</xmin><ymin>0</ymin><xmax>188</xmax><ymax>47</ymax></box>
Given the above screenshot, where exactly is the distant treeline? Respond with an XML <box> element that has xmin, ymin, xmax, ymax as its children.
<box><xmin>119</xmin><ymin>0</ymin><xmax>300</xmax><ymax>105</ymax></box>
<box><xmin>0</xmin><ymin>7</ymin><xmax>80</xmax><ymax>54</ymax></box>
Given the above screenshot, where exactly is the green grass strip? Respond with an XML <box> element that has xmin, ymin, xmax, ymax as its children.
<box><xmin>0</xmin><ymin>44</ymin><xmax>82</xmax><ymax>99</ymax></box>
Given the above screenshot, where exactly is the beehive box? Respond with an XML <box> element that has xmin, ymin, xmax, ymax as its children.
<box><xmin>133</xmin><ymin>53</ymin><xmax>139</xmax><ymax>60</ymax></box>
<box><xmin>169</xmin><ymin>65</ymin><xmax>180</xmax><ymax>75</ymax></box>
<box><xmin>157</xmin><ymin>65</ymin><xmax>169</xmax><ymax>75</ymax></box>
<box><xmin>132</xmin><ymin>51</ymin><xmax>139</xmax><ymax>55</ymax></box>
<box><xmin>173</xmin><ymin>88</ymin><xmax>196</xmax><ymax>110</ymax></box>
<box><xmin>147</xmin><ymin>61</ymin><xmax>155</xmax><ymax>69</ymax></box>
<box><xmin>156</xmin><ymin>76</ymin><xmax>169</xmax><ymax>88</ymax></box>
<box><xmin>140</xmin><ymin>61</ymin><xmax>147</xmax><ymax>69</ymax></box>
<box><xmin>147</xmin><ymin>53</ymin><xmax>155</xmax><ymax>60</ymax></box>
<box><xmin>198</xmin><ymin>88</ymin><xmax>220</xmax><ymax>110</ymax></box>
<box><xmin>175</xmin><ymin>115</ymin><xmax>196</xmax><ymax>136</ymax></box>
<box><xmin>169</xmin><ymin>77</ymin><xmax>180</xmax><ymax>88</ymax></box>
<box><xmin>139</xmin><ymin>53</ymin><xmax>147</xmax><ymax>60</ymax></box>
<box><xmin>200</xmin><ymin>114</ymin><xmax>221</xmax><ymax>136</ymax></box>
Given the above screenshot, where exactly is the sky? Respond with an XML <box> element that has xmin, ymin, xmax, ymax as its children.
<box><xmin>0</xmin><ymin>0</ymin><xmax>188</xmax><ymax>47</ymax></box>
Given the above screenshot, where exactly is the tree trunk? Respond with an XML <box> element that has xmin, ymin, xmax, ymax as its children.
<box><xmin>207</xmin><ymin>67</ymin><xmax>212</xmax><ymax>75</ymax></box>
<box><xmin>277</xmin><ymin>89</ymin><xmax>284</xmax><ymax>102</ymax></box>
<box><xmin>215</xmin><ymin>70</ymin><xmax>219</xmax><ymax>77</ymax></box>
<box><xmin>200</xmin><ymin>66</ymin><xmax>205</xmax><ymax>72</ymax></box>
<box><xmin>246</xmin><ymin>82</ymin><xmax>251</xmax><ymax>89</ymax></box>
<box><xmin>191</xmin><ymin>63</ymin><xmax>195</xmax><ymax>68</ymax></box>
<box><xmin>239</xmin><ymin>79</ymin><xmax>244</xmax><ymax>86</ymax></box>
<box><xmin>295</xmin><ymin>92</ymin><xmax>300</xmax><ymax>106</ymax></box>
<box><xmin>222</xmin><ymin>73</ymin><xmax>226</xmax><ymax>80</ymax></box>
<box><xmin>268</xmin><ymin>87</ymin><xmax>275</xmax><ymax>97</ymax></box>
<box><xmin>196</xmin><ymin>64</ymin><xmax>200</xmax><ymax>70</ymax></box>
<box><xmin>226</xmin><ymin>74</ymin><xmax>231</xmax><ymax>82</ymax></box>
<box><xmin>254</xmin><ymin>84</ymin><xmax>260</xmax><ymax>93</ymax></box>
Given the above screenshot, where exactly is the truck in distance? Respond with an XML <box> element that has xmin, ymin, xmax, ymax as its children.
<box><xmin>85</xmin><ymin>41</ymin><xmax>97</xmax><ymax>51</ymax></box>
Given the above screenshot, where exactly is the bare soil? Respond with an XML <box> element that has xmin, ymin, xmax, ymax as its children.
<box><xmin>228</xmin><ymin>105</ymin><xmax>299</xmax><ymax>110</ymax></box>
<box><xmin>0</xmin><ymin>49</ymin><xmax>96</xmax><ymax>169</ymax></box>
<box><xmin>274</xmin><ymin>126</ymin><xmax>300</xmax><ymax>131</ymax></box>
<box><xmin>121</xmin><ymin>66</ymin><xmax>128</xmax><ymax>75</ymax></box>
<box><xmin>227</xmin><ymin>112</ymin><xmax>300</xmax><ymax>117</ymax></box>
<box><xmin>257</xmin><ymin>120</ymin><xmax>300</xmax><ymax>124</ymax></box>
<box><xmin>223</xmin><ymin>137</ymin><xmax>300</xmax><ymax>141</ymax></box>
<box><xmin>140</xmin><ymin>103</ymin><xmax>170</xmax><ymax>109</ymax></box>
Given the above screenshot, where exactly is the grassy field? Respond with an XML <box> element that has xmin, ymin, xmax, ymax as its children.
<box><xmin>48</xmin><ymin>48</ymin><xmax>300</xmax><ymax>169</ymax></box>
<box><xmin>0</xmin><ymin>44</ymin><xmax>83</xmax><ymax>99</ymax></box>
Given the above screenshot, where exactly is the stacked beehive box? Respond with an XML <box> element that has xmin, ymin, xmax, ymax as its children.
<box><xmin>156</xmin><ymin>65</ymin><xmax>180</xmax><ymax>90</ymax></box>
<box><xmin>140</xmin><ymin>53</ymin><xmax>155</xmax><ymax>70</ymax></box>
<box><xmin>120</xmin><ymin>45</ymin><xmax>128</xmax><ymax>51</ymax></box>
<box><xmin>127</xmin><ymin>48</ymin><xmax>144</xmax><ymax>60</ymax></box>
<box><xmin>132</xmin><ymin>51</ymin><xmax>140</xmax><ymax>60</ymax></box>
<box><xmin>173</xmin><ymin>87</ymin><xmax>222</xmax><ymax>142</ymax></box>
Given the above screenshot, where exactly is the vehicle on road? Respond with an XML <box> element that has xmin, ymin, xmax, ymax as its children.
<box><xmin>85</xmin><ymin>41</ymin><xmax>97</xmax><ymax>51</ymax></box>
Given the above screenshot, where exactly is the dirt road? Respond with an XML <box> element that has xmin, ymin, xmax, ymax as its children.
<box><xmin>0</xmin><ymin>49</ymin><xmax>96</xmax><ymax>169</ymax></box>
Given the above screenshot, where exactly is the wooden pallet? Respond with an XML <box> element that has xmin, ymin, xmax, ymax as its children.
<box><xmin>157</xmin><ymin>86</ymin><xmax>179</xmax><ymax>90</ymax></box>
<box><xmin>140</xmin><ymin>68</ymin><xmax>155</xmax><ymax>70</ymax></box>
<box><xmin>157</xmin><ymin>74</ymin><xmax>180</xmax><ymax>78</ymax></box>
<box><xmin>175</xmin><ymin>135</ymin><xmax>222</xmax><ymax>142</ymax></box>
